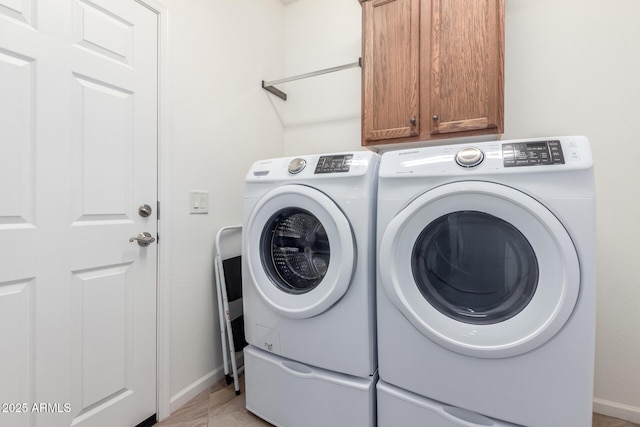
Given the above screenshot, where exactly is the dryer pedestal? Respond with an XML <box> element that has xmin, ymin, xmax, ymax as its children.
<box><xmin>378</xmin><ymin>380</ymin><xmax>519</xmax><ymax>427</ymax></box>
<box><xmin>244</xmin><ymin>346</ymin><xmax>377</xmax><ymax>427</ymax></box>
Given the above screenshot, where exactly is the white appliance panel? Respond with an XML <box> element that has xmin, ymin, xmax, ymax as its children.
<box><xmin>376</xmin><ymin>136</ymin><xmax>595</xmax><ymax>426</ymax></box>
<box><xmin>377</xmin><ymin>380</ymin><xmax>521</xmax><ymax>427</ymax></box>
<box><xmin>245</xmin><ymin>346</ymin><xmax>376</xmax><ymax>427</ymax></box>
<box><xmin>243</xmin><ymin>151</ymin><xmax>379</xmax><ymax>378</ymax></box>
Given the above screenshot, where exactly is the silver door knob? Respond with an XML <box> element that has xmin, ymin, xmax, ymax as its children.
<box><xmin>129</xmin><ymin>232</ymin><xmax>156</xmax><ymax>247</ymax></box>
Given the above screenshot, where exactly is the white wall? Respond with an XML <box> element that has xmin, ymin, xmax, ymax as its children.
<box><xmin>280</xmin><ymin>0</ymin><xmax>640</xmax><ymax>422</ymax></box>
<box><xmin>162</xmin><ymin>0</ymin><xmax>284</xmax><ymax>414</ymax></box>
<box><xmin>281</xmin><ymin>0</ymin><xmax>364</xmax><ymax>156</ymax></box>
<box><xmin>504</xmin><ymin>1</ymin><xmax>640</xmax><ymax>422</ymax></box>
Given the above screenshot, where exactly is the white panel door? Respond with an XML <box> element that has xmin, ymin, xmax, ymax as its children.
<box><xmin>0</xmin><ymin>1</ymin><xmax>158</xmax><ymax>426</ymax></box>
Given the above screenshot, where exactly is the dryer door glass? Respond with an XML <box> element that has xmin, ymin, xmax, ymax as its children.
<box><xmin>261</xmin><ymin>208</ymin><xmax>330</xmax><ymax>294</ymax></box>
<box><xmin>412</xmin><ymin>211</ymin><xmax>539</xmax><ymax>325</ymax></box>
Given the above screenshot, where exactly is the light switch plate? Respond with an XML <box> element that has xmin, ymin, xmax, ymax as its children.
<box><xmin>189</xmin><ymin>190</ymin><xmax>209</xmax><ymax>214</ymax></box>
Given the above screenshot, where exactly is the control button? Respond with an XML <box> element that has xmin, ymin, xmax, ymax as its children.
<box><xmin>288</xmin><ymin>158</ymin><xmax>306</xmax><ymax>174</ymax></box>
<box><xmin>502</xmin><ymin>145</ymin><xmax>515</xmax><ymax>160</ymax></box>
<box><xmin>455</xmin><ymin>147</ymin><xmax>484</xmax><ymax>168</ymax></box>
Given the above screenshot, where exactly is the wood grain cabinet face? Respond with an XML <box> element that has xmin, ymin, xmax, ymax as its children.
<box><xmin>362</xmin><ymin>0</ymin><xmax>420</xmax><ymax>142</ymax></box>
<box><xmin>361</xmin><ymin>0</ymin><xmax>504</xmax><ymax>147</ymax></box>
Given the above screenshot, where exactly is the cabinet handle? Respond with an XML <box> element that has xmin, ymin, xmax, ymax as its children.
<box><xmin>410</xmin><ymin>117</ymin><xmax>417</xmax><ymax>125</ymax></box>
<box><xmin>432</xmin><ymin>115</ymin><xmax>439</xmax><ymax>121</ymax></box>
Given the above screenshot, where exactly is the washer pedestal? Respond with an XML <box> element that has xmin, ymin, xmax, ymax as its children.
<box><xmin>244</xmin><ymin>346</ymin><xmax>377</xmax><ymax>427</ymax></box>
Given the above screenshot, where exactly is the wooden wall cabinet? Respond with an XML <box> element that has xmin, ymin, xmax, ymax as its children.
<box><xmin>361</xmin><ymin>0</ymin><xmax>504</xmax><ymax>147</ymax></box>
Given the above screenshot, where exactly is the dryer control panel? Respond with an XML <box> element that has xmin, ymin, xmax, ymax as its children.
<box><xmin>502</xmin><ymin>140</ymin><xmax>565</xmax><ymax>167</ymax></box>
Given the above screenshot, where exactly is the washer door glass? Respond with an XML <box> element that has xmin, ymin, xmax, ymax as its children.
<box><xmin>413</xmin><ymin>211</ymin><xmax>538</xmax><ymax>325</ymax></box>
<box><xmin>262</xmin><ymin>208</ymin><xmax>330</xmax><ymax>294</ymax></box>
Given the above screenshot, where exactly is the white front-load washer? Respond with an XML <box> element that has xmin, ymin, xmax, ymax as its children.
<box><xmin>243</xmin><ymin>151</ymin><xmax>379</xmax><ymax>377</ymax></box>
<box><xmin>242</xmin><ymin>151</ymin><xmax>379</xmax><ymax>426</ymax></box>
<box><xmin>376</xmin><ymin>136</ymin><xmax>595</xmax><ymax>426</ymax></box>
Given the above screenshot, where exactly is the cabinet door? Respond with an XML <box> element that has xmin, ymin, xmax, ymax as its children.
<box><xmin>429</xmin><ymin>0</ymin><xmax>504</xmax><ymax>135</ymax></box>
<box><xmin>362</xmin><ymin>0</ymin><xmax>420</xmax><ymax>144</ymax></box>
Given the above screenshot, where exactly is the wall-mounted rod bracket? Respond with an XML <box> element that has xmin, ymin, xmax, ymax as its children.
<box><xmin>261</xmin><ymin>81</ymin><xmax>288</xmax><ymax>100</ymax></box>
<box><xmin>262</xmin><ymin>58</ymin><xmax>362</xmax><ymax>101</ymax></box>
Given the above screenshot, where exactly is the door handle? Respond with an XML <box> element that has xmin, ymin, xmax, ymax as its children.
<box><xmin>129</xmin><ymin>232</ymin><xmax>156</xmax><ymax>247</ymax></box>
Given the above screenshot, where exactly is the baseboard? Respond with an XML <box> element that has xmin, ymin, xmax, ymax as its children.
<box><xmin>169</xmin><ymin>367</ymin><xmax>224</xmax><ymax>414</ymax></box>
<box><xmin>593</xmin><ymin>398</ymin><xmax>640</xmax><ymax>424</ymax></box>
<box><xmin>168</xmin><ymin>353</ymin><xmax>245</xmax><ymax>415</ymax></box>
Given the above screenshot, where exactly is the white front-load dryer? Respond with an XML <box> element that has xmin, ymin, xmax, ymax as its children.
<box><xmin>243</xmin><ymin>151</ymin><xmax>379</xmax><ymax>378</ymax></box>
<box><xmin>376</xmin><ymin>136</ymin><xmax>595</xmax><ymax>426</ymax></box>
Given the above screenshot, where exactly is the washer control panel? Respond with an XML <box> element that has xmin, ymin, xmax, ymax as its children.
<box><xmin>503</xmin><ymin>140</ymin><xmax>565</xmax><ymax>167</ymax></box>
<box><xmin>314</xmin><ymin>154</ymin><xmax>353</xmax><ymax>174</ymax></box>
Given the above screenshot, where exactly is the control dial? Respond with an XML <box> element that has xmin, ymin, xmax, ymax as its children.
<box><xmin>288</xmin><ymin>158</ymin><xmax>306</xmax><ymax>174</ymax></box>
<box><xmin>455</xmin><ymin>147</ymin><xmax>484</xmax><ymax>168</ymax></box>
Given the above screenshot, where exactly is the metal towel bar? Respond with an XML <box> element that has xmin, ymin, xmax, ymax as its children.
<box><xmin>262</xmin><ymin>58</ymin><xmax>361</xmax><ymax>101</ymax></box>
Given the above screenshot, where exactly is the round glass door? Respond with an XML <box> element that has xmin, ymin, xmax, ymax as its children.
<box><xmin>261</xmin><ymin>208</ymin><xmax>330</xmax><ymax>294</ymax></box>
<box><xmin>412</xmin><ymin>211</ymin><xmax>539</xmax><ymax>325</ymax></box>
<box><xmin>245</xmin><ymin>185</ymin><xmax>354</xmax><ymax>319</ymax></box>
<box><xmin>378</xmin><ymin>181</ymin><xmax>580</xmax><ymax>358</ymax></box>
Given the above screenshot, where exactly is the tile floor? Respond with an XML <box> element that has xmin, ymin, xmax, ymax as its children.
<box><xmin>155</xmin><ymin>376</ymin><xmax>269</xmax><ymax>427</ymax></box>
<box><xmin>156</xmin><ymin>375</ymin><xmax>639</xmax><ymax>427</ymax></box>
